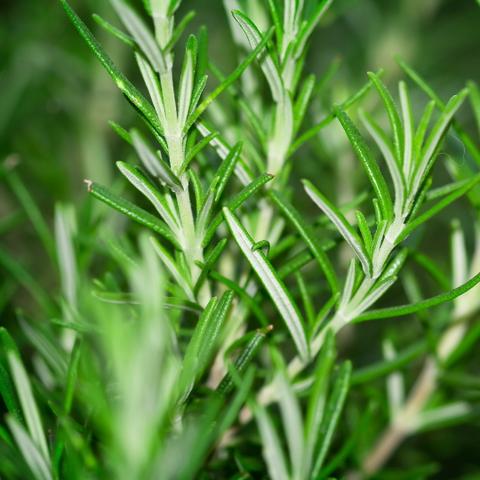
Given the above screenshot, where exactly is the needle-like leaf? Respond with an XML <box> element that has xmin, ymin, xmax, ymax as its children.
<box><xmin>334</xmin><ymin>104</ymin><xmax>394</xmax><ymax>223</ymax></box>
<box><xmin>303</xmin><ymin>179</ymin><xmax>372</xmax><ymax>277</ymax></box>
<box><xmin>61</xmin><ymin>0</ymin><xmax>165</xmax><ymax>137</ymax></box>
<box><xmin>355</xmin><ymin>267</ymin><xmax>480</xmax><ymax>322</ymax></box>
<box><xmin>178</xmin><ymin>35</ymin><xmax>198</xmax><ymax>129</ymax></box>
<box><xmin>232</xmin><ymin>11</ymin><xmax>283</xmax><ymax>102</ymax></box>
<box><xmin>87</xmin><ymin>181</ymin><xmax>181</xmax><ymax>248</ymax></box>
<box><xmin>110</xmin><ymin>0</ymin><xmax>166</xmax><ymax>73</ymax></box>
<box><xmin>150</xmin><ymin>238</ymin><xmax>195</xmax><ymax>301</ymax></box>
<box><xmin>310</xmin><ymin>361</ymin><xmax>352</xmax><ymax>479</ymax></box>
<box><xmin>117</xmin><ymin>161</ymin><xmax>180</xmax><ymax>233</ymax></box>
<box><xmin>1</xmin><ymin>328</ymin><xmax>49</xmax><ymax>461</ymax></box>
<box><xmin>6</xmin><ymin>416</ymin><xmax>53</xmax><ymax>480</ymax></box>
<box><xmin>270</xmin><ymin>190</ymin><xmax>339</xmax><ymax>296</ymax></box>
<box><xmin>193</xmin><ymin>238</ymin><xmax>227</xmax><ymax>296</ymax></box>
<box><xmin>368</xmin><ymin>72</ymin><xmax>404</xmax><ymax>165</ymax></box>
<box><xmin>223</xmin><ymin>207</ymin><xmax>309</xmax><ymax>361</ymax></box>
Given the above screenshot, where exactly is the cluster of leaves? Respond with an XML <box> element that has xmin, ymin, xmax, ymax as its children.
<box><xmin>1</xmin><ymin>0</ymin><xmax>480</xmax><ymax>479</ymax></box>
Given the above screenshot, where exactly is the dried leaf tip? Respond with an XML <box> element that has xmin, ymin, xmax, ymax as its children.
<box><xmin>84</xmin><ymin>179</ymin><xmax>93</xmax><ymax>193</ymax></box>
<box><xmin>266</xmin><ymin>324</ymin><xmax>274</xmax><ymax>332</ymax></box>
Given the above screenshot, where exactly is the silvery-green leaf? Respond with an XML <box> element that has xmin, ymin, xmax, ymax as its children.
<box><xmin>135</xmin><ymin>51</ymin><xmax>166</xmax><ymax>125</ymax></box>
<box><xmin>410</xmin><ymin>89</ymin><xmax>469</xmax><ymax>198</ymax></box>
<box><xmin>359</xmin><ymin>109</ymin><xmax>405</xmax><ymax>218</ymax></box>
<box><xmin>6</xmin><ymin>416</ymin><xmax>53</xmax><ymax>480</ymax></box>
<box><xmin>294</xmin><ymin>0</ymin><xmax>334</xmax><ymax>59</ymax></box>
<box><xmin>110</xmin><ymin>0</ymin><xmax>167</xmax><ymax>73</ymax></box>
<box><xmin>252</xmin><ymin>401</ymin><xmax>289</xmax><ymax>480</ymax></box>
<box><xmin>178</xmin><ymin>35</ymin><xmax>197</xmax><ymax>129</ymax></box>
<box><xmin>223</xmin><ymin>208</ymin><xmax>309</xmax><ymax>362</ymax></box>
<box><xmin>277</xmin><ymin>370</ymin><xmax>304</xmax><ymax>480</ymax></box>
<box><xmin>232</xmin><ymin>11</ymin><xmax>284</xmax><ymax>102</ymax></box>
<box><xmin>303</xmin><ymin>180</ymin><xmax>372</xmax><ymax>277</ymax></box>
<box><xmin>130</xmin><ymin>130</ymin><xmax>182</xmax><ymax>192</ymax></box>
<box><xmin>350</xmin><ymin>275</ymin><xmax>397</xmax><ymax>318</ymax></box>
<box><xmin>340</xmin><ymin>259</ymin><xmax>357</xmax><ymax>311</ymax></box>
<box><xmin>150</xmin><ymin>237</ymin><xmax>195</xmax><ymax>301</ymax></box>
<box><xmin>1</xmin><ymin>329</ymin><xmax>49</xmax><ymax>461</ymax></box>
<box><xmin>399</xmin><ymin>81</ymin><xmax>414</xmax><ymax>181</ymax></box>
<box><xmin>117</xmin><ymin>161</ymin><xmax>180</xmax><ymax>236</ymax></box>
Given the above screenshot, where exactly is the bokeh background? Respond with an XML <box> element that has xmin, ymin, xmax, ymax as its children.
<box><xmin>1</xmin><ymin>0</ymin><xmax>480</xmax><ymax>477</ymax></box>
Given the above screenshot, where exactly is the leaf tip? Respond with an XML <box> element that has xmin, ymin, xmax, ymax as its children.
<box><xmin>84</xmin><ymin>179</ymin><xmax>93</xmax><ymax>193</ymax></box>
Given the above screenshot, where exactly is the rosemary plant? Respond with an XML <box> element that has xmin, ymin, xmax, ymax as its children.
<box><xmin>1</xmin><ymin>0</ymin><xmax>480</xmax><ymax>479</ymax></box>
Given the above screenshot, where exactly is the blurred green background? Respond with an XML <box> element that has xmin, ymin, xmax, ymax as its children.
<box><xmin>1</xmin><ymin>0</ymin><xmax>480</xmax><ymax>477</ymax></box>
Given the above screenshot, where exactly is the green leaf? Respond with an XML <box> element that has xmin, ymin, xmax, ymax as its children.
<box><xmin>355</xmin><ymin>211</ymin><xmax>373</xmax><ymax>256</ymax></box>
<box><xmin>177</xmin><ymin>297</ymin><xmax>218</xmax><ymax>407</ymax></box>
<box><xmin>188</xmin><ymin>75</ymin><xmax>208</xmax><ymax>118</ymax></box>
<box><xmin>195</xmin><ymin>25</ymin><xmax>208</xmax><ymax>83</ymax></box>
<box><xmin>108</xmin><ymin>120</ymin><xmax>133</xmax><ymax>145</ymax></box>
<box><xmin>295</xmin><ymin>270</ymin><xmax>315</xmax><ymax>327</ymax></box>
<box><xmin>202</xmin><ymin>173</ymin><xmax>274</xmax><ymax>247</ymax></box>
<box><xmin>311</xmin><ymin>294</ymin><xmax>339</xmax><ymax>339</ymax></box>
<box><xmin>63</xmin><ymin>335</ymin><xmax>82</xmax><ymax>414</ymax></box>
<box><xmin>270</xmin><ymin>190</ymin><xmax>339</xmax><ymax>296</ymax></box>
<box><xmin>0</xmin><ymin>328</ymin><xmax>49</xmax><ymax>461</ymax></box>
<box><xmin>18</xmin><ymin>317</ymin><xmax>68</xmax><ymax>379</ymax></box>
<box><xmin>180</xmin><ymin>132</ymin><xmax>219</xmax><ymax>177</ymax></box>
<box><xmin>87</xmin><ymin>181</ymin><xmax>181</xmax><ymax>249</ymax></box>
<box><xmin>310</xmin><ymin>360</ymin><xmax>352</xmax><ymax>479</ymax></box>
<box><xmin>110</xmin><ymin>0</ymin><xmax>166</xmax><ymax>73</ymax></box>
<box><xmin>150</xmin><ymin>237</ymin><xmax>195</xmax><ymax>301</ymax></box>
<box><xmin>194</xmin><ymin>238</ymin><xmax>227</xmax><ymax>296</ymax></box>
<box><xmin>130</xmin><ymin>130</ymin><xmax>182</xmax><ymax>192</ymax></box>
<box><xmin>207</xmin><ymin>269</ymin><xmax>270</xmax><ymax>327</ymax></box>
<box><xmin>399</xmin><ymin>81</ymin><xmax>414</xmax><ymax>179</ymax></box>
<box><xmin>232</xmin><ymin>11</ymin><xmax>283</xmax><ymax>102</ymax></box>
<box><xmin>178</xmin><ymin>35</ymin><xmax>198</xmax><ymax>129</ymax></box>
<box><xmin>411</xmin><ymin>89</ymin><xmax>469</xmax><ymax>196</ymax></box>
<box><xmin>0</xmin><ymin>363</ymin><xmax>24</xmax><ymax>424</ymax></box>
<box><xmin>251</xmin><ymin>401</ymin><xmax>289</xmax><ymax>480</ymax></box>
<box><xmin>223</xmin><ymin>207</ymin><xmax>309</xmax><ymax>362</ymax></box>
<box><xmin>339</xmin><ymin>259</ymin><xmax>357</xmax><ymax>310</ymax></box>
<box><xmin>196</xmin><ymin>290</ymin><xmax>235</xmax><ymax>379</ymax></box>
<box><xmin>214</xmin><ymin>141</ymin><xmax>243</xmax><ymax>203</ymax></box>
<box><xmin>354</xmin><ymin>266</ymin><xmax>480</xmax><ymax>322</ymax></box>
<box><xmin>414</xmin><ymin>100</ymin><xmax>435</xmax><ymax>161</ymax></box>
<box><xmin>303</xmin><ymin>180</ymin><xmax>372</xmax><ymax>276</ymax></box>
<box><xmin>117</xmin><ymin>161</ymin><xmax>180</xmax><ymax>234</ymax></box>
<box><xmin>216</xmin><ymin>327</ymin><xmax>271</xmax><ymax>396</ymax></box>
<box><xmin>395</xmin><ymin>55</ymin><xmax>480</xmax><ymax>167</ymax></box>
<box><xmin>277</xmin><ymin>369</ymin><xmax>304</xmax><ymax>480</ymax></box>
<box><xmin>135</xmin><ymin>51</ymin><xmax>166</xmax><ymax>124</ymax></box>
<box><xmin>185</xmin><ymin>27</ymin><xmax>275</xmax><ymax>132</ymax></box>
<box><xmin>304</xmin><ymin>330</ymin><xmax>336</xmax><ymax>477</ymax></box>
<box><xmin>334</xmin><ymin>104</ymin><xmax>394</xmax><ymax>223</ymax></box>
<box><xmin>294</xmin><ymin>0</ymin><xmax>334</xmax><ymax>59</ymax></box>
<box><xmin>0</xmin><ymin>246</ymin><xmax>56</xmax><ymax>317</ymax></box>
<box><xmin>61</xmin><ymin>0</ymin><xmax>165</xmax><ymax>137</ymax></box>
<box><xmin>6</xmin><ymin>416</ymin><xmax>53</xmax><ymax>480</ymax></box>
<box><xmin>4</xmin><ymin>170</ymin><xmax>55</xmax><ymax>263</ymax></box>
<box><xmin>351</xmin><ymin>275</ymin><xmax>397</xmax><ymax>318</ymax></box>
<box><xmin>358</xmin><ymin>108</ymin><xmax>405</xmax><ymax>218</ymax></box>
<box><xmin>196</xmin><ymin>120</ymin><xmax>254</xmax><ymax>185</ymax></box>
<box><xmin>188</xmin><ymin>167</ymin><xmax>203</xmax><ymax>210</ymax></box>
<box><xmin>293</xmin><ymin>74</ymin><xmax>316</xmax><ymax>135</ymax></box>
<box><xmin>164</xmin><ymin>10</ymin><xmax>196</xmax><ymax>52</ymax></box>
<box><xmin>267</xmin><ymin>0</ymin><xmax>283</xmax><ymax>48</ymax></box>
<box><xmin>398</xmin><ymin>173</ymin><xmax>480</xmax><ymax>243</ymax></box>
<box><xmin>468</xmin><ymin>80</ymin><xmax>480</xmax><ymax>138</ymax></box>
<box><xmin>368</xmin><ymin>72</ymin><xmax>404</xmax><ymax>165</ymax></box>
<box><xmin>207</xmin><ymin>60</ymin><xmax>268</xmax><ymax>150</ymax></box>
<box><xmin>93</xmin><ymin>13</ymin><xmax>136</xmax><ymax>47</ymax></box>
<box><xmin>196</xmin><ymin>178</ymin><xmax>219</xmax><ymax>238</ymax></box>
<box><xmin>409</xmin><ymin>250</ymin><xmax>450</xmax><ymax>291</ymax></box>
